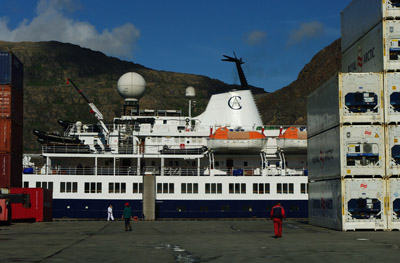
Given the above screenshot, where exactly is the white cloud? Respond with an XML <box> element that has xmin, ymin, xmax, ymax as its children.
<box><xmin>0</xmin><ymin>0</ymin><xmax>140</xmax><ymax>58</ymax></box>
<box><xmin>245</xmin><ymin>30</ymin><xmax>267</xmax><ymax>46</ymax></box>
<box><xmin>288</xmin><ymin>21</ymin><xmax>324</xmax><ymax>46</ymax></box>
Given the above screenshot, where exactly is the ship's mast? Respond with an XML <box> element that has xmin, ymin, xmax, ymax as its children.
<box><xmin>222</xmin><ymin>52</ymin><xmax>248</xmax><ymax>89</ymax></box>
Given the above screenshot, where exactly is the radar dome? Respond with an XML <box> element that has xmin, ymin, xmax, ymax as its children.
<box><xmin>117</xmin><ymin>72</ymin><xmax>146</xmax><ymax>99</ymax></box>
<box><xmin>185</xmin><ymin>86</ymin><xmax>195</xmax><ymax>97</ymax></box>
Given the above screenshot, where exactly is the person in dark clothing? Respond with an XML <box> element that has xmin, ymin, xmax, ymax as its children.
<box><xmin>122</xmin><ymin>202</ymin><xmax>133</xmax><ymax>231</ymax></box>
<box><xmin>270</xmin><ymin>202</ymin><xmax>286</xmax><ymax>238</ymax></box>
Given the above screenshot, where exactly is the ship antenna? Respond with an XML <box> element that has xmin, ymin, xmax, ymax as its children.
<box><xmin>222</xmin><ymin>52</ymin><xmax>248</xmax><ymax>89</ymax></box>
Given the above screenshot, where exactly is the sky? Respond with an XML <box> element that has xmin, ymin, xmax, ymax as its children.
<box><xmin>0</xmin><ymin>0</ymin><xmax>352</xmax><ymax>92</ymax></box>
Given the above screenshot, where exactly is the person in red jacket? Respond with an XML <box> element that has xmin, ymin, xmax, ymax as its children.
<box><xmin>270</xmin><ymin>202</ymin><xmax>286</xmax><ymax>238</ymax></box>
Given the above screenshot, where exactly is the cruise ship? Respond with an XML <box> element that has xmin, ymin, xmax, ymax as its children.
<box><xmin>22</xmin><ymin>57</ymin><xmax>308</xmax><ymax>219</ymax></box>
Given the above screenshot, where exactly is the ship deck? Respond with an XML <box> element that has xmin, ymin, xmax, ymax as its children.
<box><xmin>1</xmin><ymin>219</ymin><xmax>398</xmax><ymax>262</ymax></box>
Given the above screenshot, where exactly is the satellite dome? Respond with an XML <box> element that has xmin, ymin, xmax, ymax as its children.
<box><xmin>185</xmin><ymin>86</ymin><xmax>195</xmax><ymax>97</ymax></box>
<box><xmin>117</xmin><ymin>72</ymin><xmax>146</xmax><ymax>99</ymax></box>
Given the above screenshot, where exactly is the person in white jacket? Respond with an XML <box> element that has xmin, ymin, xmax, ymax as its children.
<box><xmin>107</xmin><ymin>205</ymin><xmax>114</xmax><ymax>221</ymax></box>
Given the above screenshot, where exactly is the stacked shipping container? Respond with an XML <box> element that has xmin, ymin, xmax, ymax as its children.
<box><xmin>308</xmin><ymin>0</ymin><xmax>400</xmax><ymax>231</ymax></box>
<box><xmin>308</xmin><ymin>73</ymin><xmax>387</xmax><ymax>230</ymax></box>
<box><xmin>0</xmin><ymin>52</ymin><xmax>23</xmax><ymax>189</ymax></box>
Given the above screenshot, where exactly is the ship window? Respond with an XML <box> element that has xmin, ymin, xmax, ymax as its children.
<box><xmin>85</xmin><ymin>182</ymin><xmax>102</xmax><ymax>193</ymax></box>
<box><xmin>23</xmin><ymin>182</ymin><xmax>29</xmax><ymax>188</ymax></box>
<box><xmin>163</xmin><ymin>183</ymin><xmax>168</xmax><ymax>193</ymax></box>
<box><xmin>217</xmin><ymin>183</ymin><xmax>222</xmax><ymax>194</ymax></box>
<box><xmin>241</xmin><ymin>183</ymin><xmax>246</xmax><ymax>194</ymax></box>
<box><xmin>181</xmin><ymin>183</ymin><xmax>197</xmax><ymax>194</ymax></box>
<box><xmin>60</xmin><ymin>182</ymin><xmax>75</xmax><ymax>193</ymax></box>
<box><xmin>301</xmin><ymin>183</ymin><xmax>308</xmax><ymax>194</ymax></box>
<box><xmin>67</xmin><ymin>182</ymin><xmax>72</xmax><ymax>192</ymax></box>
<box><xmin>259</xmin><ymin>183</ymin><xmax>265</xmax><ymax>194</ymax></box>
<box><xmin>211</xmin><ymin>183</ymin><xmax>216</xmax><ymax>193</ymax></box>
<box><xmin>234</xmin><ymin>183</ymin><xmax>240</xmax><ymax>194</ymax></box>
<box><xmin>253</xmin><ymin>183</ymin><xmax>258</xmax><ymax>194</ymax></box>
<box><xmin>283</xmin><ymin>184</ymin><xmax>288</xmax><ymax>194</ymax></box>
<box><xmin>265</xmin><ymin>183</ymin><xmax>270</xmax><ymax>194</ymax></box>
<box><xmin>289</xmin><ymin>183</ymin><xmax>294</xmax><ymax>194</ymax></box>
<box><xmin>42</xmin><ymin>182</ymin><xmax>48</xmax><ymax>189</ymax></box>
<box><xmin>244</xmin><ymin>161</ymin><xmax>248</xmax><ymax>166</ymax></box>
<box><xmin>157</xmin><ymin>183</ymin><xmax>162</xmax><ymax>193</ymax></box>
<box><xmin>91</xmin><ymin>183</ymin><xmax>96</xmax><ymax>193</ymax></box>
<box><xmin>229</xmin><ymin>183</ymin><xmax>234</xmax><ymax>194</ymax></box>
<box><xmin>169</xmin><ymin>183</ymin><xmax>174</xmax><ymax>194</ymax></box>
<box><xmin>36</xmin><ymin>182</ymin><xmax>41</xmax><ymax>188</ymax></box>
<box><xmin>109</xmin><ymin>183</ymin><xmax>114</xmax><ymax>193</ymax></box>
<box><xmin>133</xmin><ymin>183</ymin><xmax>143</xmax><ymax>194</ymax></box>
<box><xmin>277</xmin><ymin>184</ymin><xmax>282</xmax><ymax>194</ymax></box>
<box><xmin>115</xmin><ymin>183</ymin><xmax>120</xmax><ymax>193</ymax></box>
<box><xmin>205</xmin><ymin>183</ymin><xmax>210</xmax><ymax>194</ymax></box>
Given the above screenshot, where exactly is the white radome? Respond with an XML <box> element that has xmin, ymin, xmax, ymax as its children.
<box><xmin>117</xmin><ymin>72</ymin><xmax>146</xmax><ymax>99</ymax></box>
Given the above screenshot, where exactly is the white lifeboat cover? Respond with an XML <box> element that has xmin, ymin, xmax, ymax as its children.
<box><xmin>195</xmin><ymin>90</ymin><xmax>262</xmax><ymax>128</ymax></box>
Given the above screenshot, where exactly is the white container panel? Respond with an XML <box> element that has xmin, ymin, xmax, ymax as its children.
<box><xmin>308</xmin><ymin>73</ymin><xmax>383</xmax><ymax>138</ymax></box>
<box><xmin>384</xmin><ymin>72</ymin><xmax>400</xmax><ymax>123</ymax></box>
<box><xmin>308</xmin><ymin>125</ymin><xmax>385</xmax><ymax>181</ymax></box>
<box><xmin>388</xmin><ymin>178</ymin><xmax>400</xmax><ymax>230</ymax></box>
<box><xmin>309</xmin><ymin>178</ymin><xmax>387</xmax><ymax>231</ymax></box>
<box><xmin>308</xmin><ymin>179</ymin><xmax>343</xmax><ymax>230</ymax></box>
<box><xmin>342</xmin><ymin>20</ymin><xmax>400</xmax><ymax>73</ymax></box>
<box><xmin>342</xmin><ymin>178</ymin><xmax>387</xmax><ymax>231</ymax></box>
<box><xmin>339</xmin><ymin>73</ymin><xmax>384</xmax><ymax>124</ymax></box>
<box><xmin>308</xmin><ymin>126</ymin><xmax>341</xmax><ymax>181</ymax></box>
<box><xmin>341</xmin><ymin>125</ymin><xmax>385</xmax><ymax>176</ymax></box>
<box><xmin>341</xmin><ymin>0</ymin><xmax>400</xmax><ymax>53</ymax></box>
<box><xmin>307</xmin><ymin>75</ymin><xmax>339</xmax><ymax>138</ymax></box>
<box><xmin>385</xmin><ymin>125</ymin><xmax>400</xmax><ymax>176</ymax></box>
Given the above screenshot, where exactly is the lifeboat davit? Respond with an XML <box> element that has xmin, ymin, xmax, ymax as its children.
<box><xmin>207</xmin><ymin>127</ymin><xmax>266</xmax><ymax>152</ymax></box>
<box><xmin>276</xmin><ymin>127</ymin><xmax>307</xmax><ymax>154</ymax></box>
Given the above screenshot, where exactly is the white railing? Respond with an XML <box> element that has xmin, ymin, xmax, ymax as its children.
<box><xmin>23</xmin><ymin>165</ymin><xmax>306</xmax><ymax>177</ymax></box>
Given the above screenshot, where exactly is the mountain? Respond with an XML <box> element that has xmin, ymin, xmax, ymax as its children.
<box><xmin>255</xmin><ymin>39</ymin><xmax>342</xmax><ymax>125</ymax></box>
<box><xmin>0</xmin><ymin>39</ymin><xmax>341</xmax><ymax>153</ymax></box>
<box><xmin>0</xmin><ymin>41</ymin><xmax>265</xmax><ymax>153</ymax></box>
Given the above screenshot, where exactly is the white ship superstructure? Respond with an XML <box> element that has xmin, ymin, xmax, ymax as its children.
<box><xmin>23</xmin><ymin>61</ymin><xmax>308</xmax><ymax>219</ymax></box>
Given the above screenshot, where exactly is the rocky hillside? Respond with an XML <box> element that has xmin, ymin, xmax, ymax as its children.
<box><xmin>0</xmin><ymin>41</ymin><xmax>265</xmax><ymax>153</ymax></box>
<box><xmin>255</xmin><ymin>38</ymin><xmax>342</xmax><ymax>125</ymax></box>
<box><xmin>0</xmin><ymin>39</ymin><xmax>341</xmax><ymax>153</ymax></box>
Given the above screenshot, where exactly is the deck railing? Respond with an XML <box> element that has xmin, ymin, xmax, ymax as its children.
<box><xmin>23</xmin><ymin>165</ymin><xmax>305</xmax><ymax>177</ymax></box>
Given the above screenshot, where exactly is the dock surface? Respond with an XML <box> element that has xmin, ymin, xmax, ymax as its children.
<box><xmin>1</xmin><ymin>219</ymin><xmax>399</xmax><ymax>262</ymax></box>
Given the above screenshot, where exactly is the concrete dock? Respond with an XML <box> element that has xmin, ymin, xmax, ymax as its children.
<box><xmin>1</xmin><ymin>219</ymin><xmax>399</xmax><ymax>262</ymax></box>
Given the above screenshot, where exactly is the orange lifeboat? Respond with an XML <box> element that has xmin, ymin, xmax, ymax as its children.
<box><xmin>207</xmin><ymin>127</ymin><xmax>266</xmax><ymax>152</ymax></box>
<box><xmin>276</xmin><ymin>127</ymin><xmax>307</xmax><ymax>153</ymax></box>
